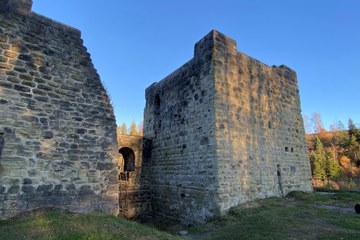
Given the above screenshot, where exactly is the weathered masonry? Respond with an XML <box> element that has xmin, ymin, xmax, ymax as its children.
<box><xmin>117</xmin><ymin>134</ymin><xmax>152</xmax><ymax>219</ymax></box>
<box><xmin>0</xmin><ymin>0</ymin><xmax>312</xmax><ymax>225</ymax></box>
<box><xmin>144</xmin><ymin>30</ymin><xmax>313</xmax><ymax>224</ymax></box>
<box><xmin>0</xmin><ymin>0</ymin><xmax>119</xmax><ymax>219</ymax></box>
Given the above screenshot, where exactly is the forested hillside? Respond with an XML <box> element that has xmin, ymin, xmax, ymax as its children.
<box><xmin>306</xmin><ymin>115</ymin><xmax>360</xmax><ymax>183</ymax></box>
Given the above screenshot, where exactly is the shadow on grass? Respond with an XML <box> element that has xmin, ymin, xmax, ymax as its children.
<box><xmin>1</xmin><ymin>191</ymin><xmax>360</xmax><ymax>240</ymax></box>
<box><xmin>186</xmin><ymin>191</ymin><xmax>360</xmax><ymax>240</ymax></box>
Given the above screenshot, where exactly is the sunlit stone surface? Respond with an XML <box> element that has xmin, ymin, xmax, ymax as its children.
<box><xmin>144</xmin><ymin>30</ymin><xmax>312</xmax><ymax>224</ymax></box>
<box><xmin>0</xmin><ymin>0</ymin><xmax>118</xmax><ymax>219</ymax></box>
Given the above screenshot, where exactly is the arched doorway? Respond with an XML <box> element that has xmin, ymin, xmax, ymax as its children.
<box><xmin>119</xmin><ymin>147</ymin><xmax>135</xmax><ymax>172</ymax></box>
<box><xmin>117</xmin><ymin>136</ymin><xmax>152</xmax><ymax>219</ymax></box>
<box><xmin>118</xmin><ymin>147</ymin><xmax>136</xmax><ymax>217</ymax></box>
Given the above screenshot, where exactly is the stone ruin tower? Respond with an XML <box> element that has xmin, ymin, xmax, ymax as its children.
<box><xmin>144</xmin><ymin>30</ymin><xmax>313</xmax><ymax>224</ymax></box>
<box><xmin>0</xmin><ymin>0</ymin><xmax>312</xmax><ymax>225</ymax></box>
<box><xmin>0</xmin><ymin>0</ymin><xmax>119</xmax><ymax>219</ymax></box>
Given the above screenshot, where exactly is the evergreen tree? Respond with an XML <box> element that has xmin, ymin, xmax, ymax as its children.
<box><xmin>129</xmin><ymin>121</ymin><xmax>138</xmax><ymax>136</ymax></box>
<box><xmin>347</xmin><ymin>135</ymin><xmax>360</xmax><ymax>163</ymax></box>
<box><xmin>348</xmin><ymin>119</ymin><xmax>360</xmax><ymax>143</ymax></box>
<box><xmin>310</xmin><ymin>137</ymin><xmax>327</xmax><ymax>178</ymax></box>
<box><xmin>307</xmin><ymin>117</ymin><xmax>360</xmax><ymax>178</ymax></box>
<box><xmin>344</xmin><ymin>119</ymin><xmax>360</xmax><ymax>164</ymax></box>
<box><xmin>325</xmin><ymin>150</ymin><xmax>340</xmax><ymax>178</ymax></box>
<box><xmin>119</xmin><ymin>123</ymin><xmax>127</xmax><ymax>135</ymax></box>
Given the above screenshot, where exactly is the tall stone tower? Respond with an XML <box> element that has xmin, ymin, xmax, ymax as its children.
<box><xmin>0</xmin><ymin>0</ymin><xmax>119</xmax><ymax>219</ymax></box>
<box><xmin>144</xmin><ymin>30</ymin><xmax>312</xmax><ymax>224</ymax></box>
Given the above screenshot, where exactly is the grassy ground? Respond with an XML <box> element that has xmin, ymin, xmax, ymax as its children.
<box><xmin>0</xmin><ymin>191</ymin><xmax>359</xmax><ymax>240</ymax></box>
<box><xmin>187</xmin><ymin>191</ymin><xmax>360</xmax><ymax>240</ymax></box>
<box><xmin>0</xmin><ymin>211</ymin><xmax>181</xmax><ymax>240</ymax></box>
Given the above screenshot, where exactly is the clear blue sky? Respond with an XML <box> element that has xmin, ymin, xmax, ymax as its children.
<box><xmin>32</xmin><ymin>0</ymin><xmax>360</xmax><ymax>131</ymax></box>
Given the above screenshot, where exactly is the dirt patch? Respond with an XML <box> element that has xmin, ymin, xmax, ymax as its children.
<box><xmin>313</xmin><ymin>204</ymin><xmax>355</xmax><ymax>214</ymax></box>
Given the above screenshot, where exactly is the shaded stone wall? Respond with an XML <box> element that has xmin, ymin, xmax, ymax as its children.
<box><xmin>144</xmin><ymin>30</ymin><xmax>312</xmax><ymax>224</ymax></box>
<box><xmin>144</xmin><ymin>33</ymin><xmax>219</xmax><ymax>224</ymax></box>
<box><xmin>0</xmin><ymin>0</ymin><xmax>119</xmax><ymax>219</ymax></box>
<box><xmin>117</xmin><ymin>135</ymin><xmax>152</xmax><ymax>219</ymax></box>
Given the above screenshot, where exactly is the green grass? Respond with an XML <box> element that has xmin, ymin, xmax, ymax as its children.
<box><xmin>1</xmin><ymin>191</ymin><xmax>360</xmax><ymax>240</ymax></box>
<box><xmin>188</xmin><ymin>191</ymin><xmax>360</xmax><ymax>240</ymax></box>
<box><xmin>0</xmin><ymin>211</ymin><xmax>182</xmax><ymax>240</ymax></box>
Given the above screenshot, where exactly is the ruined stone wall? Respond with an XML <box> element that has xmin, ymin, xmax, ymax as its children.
<box><xmin>211</xmin><ymin>31</ymin><xmax>312</xmax><ymax>213</ymax></box>
<box><xmin>0</xmin><ymin>0</ymin><xmax>119</xmax><ymax>219</ymax></box>
<box><xmin>117</xmin><ymin>135</ymin><xmax>152</xmax><ymax>219</ymax></box>
<box><xmin>144</xmin><ymin>30</ymin><xmax>312</xmax><ymax>224</ymax></box>
<box><xmin>143</xmin><ymin>34</ymin><xmax>219</xmax><ymax>224</ymax></box>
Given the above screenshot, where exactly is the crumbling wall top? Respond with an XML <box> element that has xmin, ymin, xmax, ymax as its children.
<box><xmin>0</xmin><ymin>0</ymin><xmax>33</xmax><ymax>15</ymax></box>
<box><xmin>1</xmin><ymin>0</ymin><xmax>81</xmax><ymax>39</ymax></box>
<box><xmin>194</xmin><ymin>30</ymin><xmax>237</xmax><ymax>57</ymax></box>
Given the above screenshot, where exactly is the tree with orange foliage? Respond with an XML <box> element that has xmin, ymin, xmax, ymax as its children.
<box><xmin>306</xmin><ymin>115</ymin><xmax>360</xmax><ymax>179</ymax></box>
<box><xmin>138</xmin><ymin>121</ymin><xmax>143</xmax><ymax>136</ymax></box>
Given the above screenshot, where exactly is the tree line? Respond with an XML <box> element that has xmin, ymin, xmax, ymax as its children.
<box><xmin>117</xmin><ymin>121</ymin><xmax>143</xmax><ymax>136</ymax></box>
<box><xmin>305</xmin><ymin>113</ymin><xmax>360</xmax><ymax>179</ymax></box>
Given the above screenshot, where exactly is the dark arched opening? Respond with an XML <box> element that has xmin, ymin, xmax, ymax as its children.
<box><xmin>119</xmin><ymin>147</ymin><xmax>135</xmax><ymax>172</ymax></box>
<box><xmin>154</xmin><ymin>94</ymin><xmax>161</xmax><ymax>115</ymax></box>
